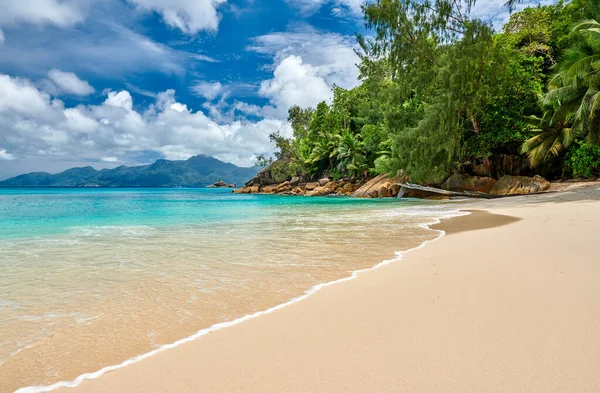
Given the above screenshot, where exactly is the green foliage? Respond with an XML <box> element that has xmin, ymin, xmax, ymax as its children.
<box><xmin>269</xmin><ymin>160</ymin><xmax>296</xmax><ymax>183</ymax></box>
<box><xmin>373</xmin><ymin>155</ymin><xmax>392</xmax><ymax>175</ymax></box>
<box><xmin>255</xmin><ymin>154</ymin><xmax>273</xmax><ymax>168</ymax></box>
<box><xmin>566</xmin><ymin>141</ymin><xmax>600</xmax><ymax>178</ymax></box>
<box><xmin>259</xmin><ymin>0</ymin><xmax>598</xmax><ymax>184</ymax></box>
<box><xmin>522</xmin><ymin>3</ymin><xmax>600</xmax><ymax>166</ymax></box>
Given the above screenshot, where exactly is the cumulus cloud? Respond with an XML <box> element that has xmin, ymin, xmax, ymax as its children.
<box><xmin>0</xmin><ymin>0</ymin><xmax>88</xmax><ymax>28</ymax></box>
<box><xmin>128</xmin><ymin>0</ymin><xmax>228</xmax><ymax>33</ymax></box>
<box><xmin>42</xmin><ymin>69</ymin><xmax>95</xmax><ymax>96</ymax></box>
<box><xmin>249</xmin><ymin>27</ymin><xmax>360</xmax><ymax>117</ymax></box>
<box><xmin>104</xmin><ymin>90</ymin><xmax>134</xmax><ymax>110</ymax></box>
<box><xmin>259</xmin><ymin>55</ymin><xmax>331</xmax><ymax>112</ymax></box>
<box><xmin>191</xmin><ymin>81</ymin><xmax>224</xmax><ymax>101</ymax></box>
<box><xmin>0</xmin><ymin>73</ymin><xmax>291</xmax><ymax>177</ymax></box>
<box><xmin>234</xmin><ymin>101</ymin><xmax>263</xmax><ymax>117</ymax></box>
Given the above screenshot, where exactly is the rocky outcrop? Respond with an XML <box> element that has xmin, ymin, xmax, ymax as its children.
<box><xmin>351</xmin><ymin>174</ymin><xmax>403</xmax><ymax>198</ymax></box>
<box><xmin>233</xmin><ymin>172</ymin><xmax>552</xmax><ymax>199</ymax></box>
<box><xmin>233</xmin><ymin>177</ymin><xmax>366</xmax><ymax>197</ymax></box>
<box><xmin>441</xmin><ymin>174</ymin><xmax>497</xmax><ymax>194</ymax></box>
<box><xmin>489</xmin><ymin>175</ymin><xmax>551</xmax><ymax>196</ymax></box>
<box><xmin>207</xmin><ymin>180</ymin><xmax>236</xmax><ymax>188</ymax></box>
<box><xmin>232</xmin><ymin>185</ymin><xmax>259</xmax><ymax>194</ymax></box>
<box><xmin>306</xmin><ymin>186</ymin><xmax>331</xmax><ymax>196</ymax></box>
<box><xmin>244</xmin><ymin>158</ymin><xmax>290</xmax><ymax>187</ymax></box>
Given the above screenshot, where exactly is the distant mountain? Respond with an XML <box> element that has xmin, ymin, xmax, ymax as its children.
<box><xmin>0</xmin><ymin>155</ymin><xmax>260</xmax><ymax>188</ymax></box>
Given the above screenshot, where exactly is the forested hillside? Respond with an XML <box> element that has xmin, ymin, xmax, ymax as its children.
<box><xmin>260</xmin><ymin>0</ymin><xmax>600</xmax><ymax>185</ymax></box>
<box><xmin>0</xmin><ymin>155</ymin><xmax>259</xmax><ymax>187</ymax></box>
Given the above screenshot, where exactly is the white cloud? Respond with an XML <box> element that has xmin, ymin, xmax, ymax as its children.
<box><xmin>0</xmin><ymin>149</ymin><xmax>16</xmax><ymax>160</ymax></box>
<box><xmin>285</xmin><ymin>0</ymin><xmax>363</xmax><ymax>16</ymax></box>
<box><xmin>191</xmin><ymin>81</ymin><xmax>224</xmax><ymax>101</ymax></box>
<box><xmin>43</xmin><ymin>69</ymin><xmax>94</xmax><ymax>96</ymax></box>
<box><xmin>192</xmin><ymin>54</ymin><xmax>220</xmax><ymax>63</ymax></box>
<box><xmin>0</xmin><ymin>74</ymin><xmax>290</xmax><ymax>176</ymax></box>
<box><xmin>259</xmin><ymin>55</ymin><xmax>331</xmax><ymax>112</ymax></box>
<box><xmin>0</xmin><ymin>0</ymin><xmax>87</xmax><ymax>28</ymax></box>
<box><xmin>249</xmin><ymin>27</ymin><xmax>360</xmax><ymax>117</ymax></box>
<box><xmin>0</xmin><ymin>23</ymin><xmax>185</xmax><ymax>77</ymax></box>
<box><xmin>234</xmin><ymin>101</ymin><xmax>263</xmax><ymax>117</ymax></box>
<box><xmin>128</xmin><ymin>0</ymin><xmax>228</xmax><ymax>33</ymax></box>
<box><xmin>104</xmin><ymin>90</ymin><xmax>134</xmax><ymax>110</ymax></box>
<box><xmin>0</xmin><ymin>74</ymin><xmax>60</xmax><ymax>120</ymax></box>
<box><xmin>470</xmin><ymin>0</ymin><xmax>556</xmax><ymax>29</ymax></box>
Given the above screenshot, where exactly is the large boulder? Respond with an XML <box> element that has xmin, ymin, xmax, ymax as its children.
<box><xmin>324</xmin><ymin>181</ymin><xmax>339</xmax><ymax>192</ymax></box>
<box><xmin>441</xmin><ymin>174</ymin><xmax>497</xmax><ymax>194</ymax></box>
<box><xmin>318</xmin><ymin>177</ymin><xmax>330</xmax><ymax>186</ymax></box>
<box><xmin>338</xmin><ymin>182</ymin><xmax>356</xmax><ymax>195</ymax></box>
<box><xmin>351</xmin><ymin>174</ymin><xmax>400</xmax><ymax>198</ymax></box>
<box><xmin>233</xmin><ymin>186</ymin><xmax>251</xmax><ymax>194</ymax></box>
<box><xmin>305</xmin><ymin>182</ymin><xmax>319</xmax><ymax>191</ymax></box>
<box><xmin>306</xmin><ymin>186</ymin><xmax>331</xmax><ymax>196</ymax></box>
<box><xmin>261</xmin><ymin>184</ymin><xmax>278</xmax><ymax>194</ymax></box>
<box><xmin>244</xmin><ymin>158</ymin><xmax>290</xmax><ymax>187</ymax></box>
<box><xmin>291</xmin><ymin>187</ymin><xmax>305</xmax><ymax>195</ymax></box>
<box><xmin>274</xmin><ymin>181</ymin><xmax>291</xmax><ymax>193</ymax></box>
<box><xmin>489</xmin><ymin>175</ymin><xmax>551</xmax><ymax>195</ymax></box>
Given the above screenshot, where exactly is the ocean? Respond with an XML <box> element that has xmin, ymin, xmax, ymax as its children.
<box><xmin>0</xmin><ymin>188</ymin><xmax>461</xmax><ymax>392</ymax></box>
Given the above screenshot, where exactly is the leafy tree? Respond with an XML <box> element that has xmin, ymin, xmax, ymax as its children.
<box><xmin>522</xmin><ymin>8</ymin><xmax>600</xmax><ymax>166</ymax></box>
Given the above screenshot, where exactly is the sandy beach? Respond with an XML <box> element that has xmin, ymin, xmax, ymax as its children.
<box><xmin>49</xmin><ymin>184</ymin><xmax>600</xmax><ymax>393</ymax></box>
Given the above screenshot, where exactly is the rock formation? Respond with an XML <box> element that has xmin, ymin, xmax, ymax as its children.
<box><xmin>441</xmin><ymin>174</ymin><xmax>497</xmax><ymax>194</ymax></box>
<box><xmin>489</xmin><ymin>175</ymin><xmax>551</xmax><ymax>195</ymax></box>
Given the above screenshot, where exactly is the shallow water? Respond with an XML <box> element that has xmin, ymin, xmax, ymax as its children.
<box><xmin>0</xmin><ymin>188</ymin><xmax>458</xmax><ymax>392</ymax></box>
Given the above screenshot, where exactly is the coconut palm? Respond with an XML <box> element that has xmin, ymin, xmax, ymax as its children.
<box><xmin>522</xmin><ymin>17</ymin><xmax>600</xmax><ymax>166</ymax></box>
<box><xmin>334</xmin><ymin>130</ymin><xmax>367</xmax><ymax>177</ymax></box>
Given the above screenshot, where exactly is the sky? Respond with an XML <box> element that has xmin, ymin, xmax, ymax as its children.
<box><xmin>0</xmin><ymin>0</ymin><xmax>553</xmax><ymax>180</ymax></box>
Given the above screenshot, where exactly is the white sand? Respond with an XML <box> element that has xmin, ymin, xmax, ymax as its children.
<box><xmin>53</xmin><ymin>184</ymin><xmax>600</xmax><ymax>393</ymax></box>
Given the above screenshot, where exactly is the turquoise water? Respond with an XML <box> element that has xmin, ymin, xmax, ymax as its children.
<box><xmin>0</xmin><ymin>188</ymin><xmax>458</xmax><ymax>392</ymax></box>
<box><xmin>0</xmin><ymin>188</ymin><xmax>418</xmax><ymax>240</ymax></box>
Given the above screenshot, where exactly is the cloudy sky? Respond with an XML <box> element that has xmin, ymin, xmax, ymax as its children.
<box><xmin>0</xmin><ymin>0</ymin><xmax>551</xmax><ymax>180</ymax></box>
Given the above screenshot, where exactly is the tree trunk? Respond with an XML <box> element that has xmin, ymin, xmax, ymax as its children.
<box><xmin>471</xmin><ymin>113</ymin><xmax>481</xmax><ymax>134</ymax></box>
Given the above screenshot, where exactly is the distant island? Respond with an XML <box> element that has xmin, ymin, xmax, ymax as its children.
<box><xmin>0</xmin><ymin>155</ymin><xmax>259</xmax><ymax>188</ymax></box>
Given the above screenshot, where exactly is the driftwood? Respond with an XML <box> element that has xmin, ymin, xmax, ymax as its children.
<box><xmin>397</xmin><ymin>183</ymin><xmax>501</xmax><ymax>199</ymax></box>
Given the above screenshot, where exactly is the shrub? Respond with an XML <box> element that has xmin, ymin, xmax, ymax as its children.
<box><xmin>567</xmin><ymin>142</ymin><xmax>600</xmax><ymax>179</ymax></box>
<box><xmin>373</xmin><ymin>156</ymin><xmax>392</xmax><ymax>175</ymax></box>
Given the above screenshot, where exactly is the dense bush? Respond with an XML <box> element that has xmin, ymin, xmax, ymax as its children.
<box><xmin>567</xmin><ymin>142</ymin><xmax>600</xmax><ymax>179</ymax></box>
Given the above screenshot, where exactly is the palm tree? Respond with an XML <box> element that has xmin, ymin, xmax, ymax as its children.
<box><xmin>334</xmin><ymin>130</ymin><xmax>367</xmax><ymax>177</ymax></box>
<box><xmin>522</xmin><ymin>18</ymin><xmax>600</xmax><ymax>166</ymax></box>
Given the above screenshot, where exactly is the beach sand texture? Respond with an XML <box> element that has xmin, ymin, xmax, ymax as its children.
<box><xmin>53</xmin><ymin>184</ymin><xmax>600</xmax><ymax>393</ymax></box>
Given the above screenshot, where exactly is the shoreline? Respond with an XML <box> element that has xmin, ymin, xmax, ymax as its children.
<box><xmin>15</xmin><ymin>206</ymin><xmax>467</xmax><ymax>393</ymax></box>
<box><xmin>17</xmin><ymin>183</ymin><xmax>600</xmax><ymax>393</ymax></box>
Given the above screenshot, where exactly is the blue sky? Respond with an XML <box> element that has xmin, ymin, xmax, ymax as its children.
<box><xmin>0</xmin><ymin>0</ymin><xmax>553</xmax><ymax>180</ymax></box>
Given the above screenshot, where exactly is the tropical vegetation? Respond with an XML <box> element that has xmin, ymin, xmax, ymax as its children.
<box><xmin>263</xmin><ymin>0</ymin><xmax>600</xmax><ymax>182</ymax></box>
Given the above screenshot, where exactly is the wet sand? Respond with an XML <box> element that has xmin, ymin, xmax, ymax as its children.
<box><xmin>47</xmin><ymin>184</ymin><xmax>600</xmax><ymax>393</ymax></box>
